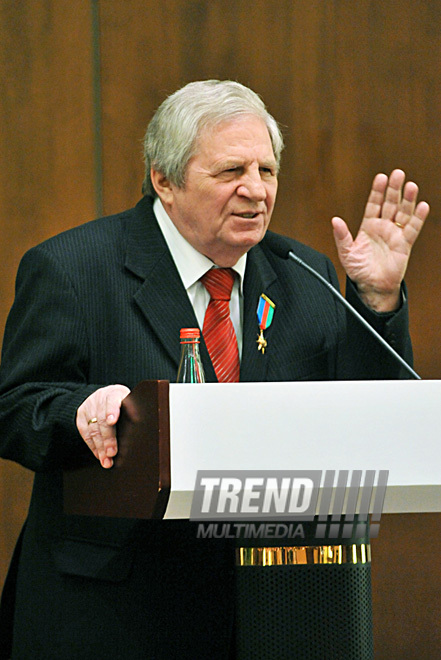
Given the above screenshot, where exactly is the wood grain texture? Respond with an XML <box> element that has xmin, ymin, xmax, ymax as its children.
<box><xmin>371</xmin><ymin>513</ymin><xmax>441</xmax><ymax>658</ymax></box>
<box><xmin>0</xmin><ymin>0</ymin><xmax>96</xmax><ymax>588</ymax></box>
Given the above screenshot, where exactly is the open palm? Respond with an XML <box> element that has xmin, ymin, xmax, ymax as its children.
<box><xmin>332</xmin><ymin>169</ymin><xmax>429</xmax><ymax>311</ymax></box>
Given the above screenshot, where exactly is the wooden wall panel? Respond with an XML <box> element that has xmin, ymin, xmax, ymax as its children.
<box><xmin>371</xmin><ymin>513</ymin><xmax>441</xmax><ymax>658</ymax></box>
<box><xmin>98</xmin><ymin>0</ymin><xmax>441</xmax><ymax>378</ymax></box>
<box><xmin>0</xmin><ymin>0</ymin><xmax>97</xmax><ymax>589</ymax></box>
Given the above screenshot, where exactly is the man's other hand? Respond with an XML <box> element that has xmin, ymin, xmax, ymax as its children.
<box><xmin>76</xmin><ymin>384</ymin><xmax>131</xmax><ymax>468</ymax></box>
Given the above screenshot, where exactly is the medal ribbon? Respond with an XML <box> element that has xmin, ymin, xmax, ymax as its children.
<box><xmin>256</xmin><ymin>294</ymin><xmax>275</xmax><ymax>353</ymax></box>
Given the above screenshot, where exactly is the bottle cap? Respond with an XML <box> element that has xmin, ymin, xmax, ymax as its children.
<box><xmin>180</xmin><ymin>327</ymin><xmax>200</xmax><ymax>340</ymax></box>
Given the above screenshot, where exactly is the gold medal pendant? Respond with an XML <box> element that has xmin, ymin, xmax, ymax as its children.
<box><xmin>257</xmin><ymin>329</ymin><xmax>267</xmax><ymax>354</ymax></box>
<box><xmin>256</xmin><ymin>294</ymin><xmax>275</xmax><ymax>355</ymax></box>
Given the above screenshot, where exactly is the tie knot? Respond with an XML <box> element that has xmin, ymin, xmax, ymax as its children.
<box><xmin>201</xmin><ymin>268</ymin><xmax>236</xmax><ymax>301</ymax></box>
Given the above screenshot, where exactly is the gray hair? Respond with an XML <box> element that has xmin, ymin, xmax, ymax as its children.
<box><xmin>142</xmin><ymin>80</ymin><xmax>284</xmax><ymax>198</ymax></box>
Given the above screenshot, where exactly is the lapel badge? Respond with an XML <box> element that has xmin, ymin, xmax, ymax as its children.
<box><xmin>256</xmin><ymin>294</ymin><xmax>275</xmax><ymax>354</ymax></box>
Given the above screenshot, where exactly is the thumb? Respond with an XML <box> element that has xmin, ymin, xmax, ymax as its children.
<box><xmin>105</xmin><ymin>385</ymin><xmax>131</xmax><ymax>426</ymax></box>
<box><xmin>331</xmin><ymin>216</ymin><xmax>353</xmax><ymax>256</ymax></box>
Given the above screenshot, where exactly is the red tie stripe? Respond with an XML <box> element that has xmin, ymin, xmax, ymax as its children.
<box><xmin>201</xmin><ymin>268</ymin><xmax>240</xmax><ymax>383</ymax></box>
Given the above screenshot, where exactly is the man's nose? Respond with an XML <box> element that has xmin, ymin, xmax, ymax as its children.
<box><xmin>237</xmin><ymin>169</ymin><xmax>266</xmax><ymax>200</ymax></box>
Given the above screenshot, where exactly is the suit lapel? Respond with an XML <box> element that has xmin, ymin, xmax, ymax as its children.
<box><xmin>240</xmin><ymin>243</ymin><xmax>279</xmax><ymax>382</ymax></box>
<box><xmin>123</xmin><ymin>197</ymin><xmax>217</xmax><ymax>380</ymax></box>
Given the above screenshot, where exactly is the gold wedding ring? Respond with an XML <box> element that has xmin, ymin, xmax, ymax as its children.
<box><xmin>395</xmin><ymin>221</ymin><xmax>404</xmax><ymax>228</ymax></box>
<box><xmin>88</xmin><ymin>417</ymin><xmax>98</xmax><ymax>425</ymax></box>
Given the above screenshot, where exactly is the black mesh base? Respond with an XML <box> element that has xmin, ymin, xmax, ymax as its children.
<box><xmin>235</xmin><ymin>563</ymin><xmax>373</xmax><ymax>660</ymax></box>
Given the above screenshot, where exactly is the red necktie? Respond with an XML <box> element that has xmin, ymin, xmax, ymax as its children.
<box><xmin>201</xmin><ymin>268</ymin><xmax>240</xmax><ymax>383</ymax></box>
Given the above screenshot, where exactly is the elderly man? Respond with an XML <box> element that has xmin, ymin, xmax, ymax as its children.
<box><xmin>0</xmin><ymin>80</ymin><xmax>428</xmax><ymax>658</ymax></box>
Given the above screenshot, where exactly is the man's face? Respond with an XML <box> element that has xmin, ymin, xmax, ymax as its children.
<box><xmin>154</xmin><ymin>115</ymin><xmax>278</xmax><ymax>266</ymax></box>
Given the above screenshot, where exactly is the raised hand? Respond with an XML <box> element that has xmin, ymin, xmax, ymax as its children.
<box><xmin>331</xmin><ymin>169</ymin><xmax>429</xmax><ymax>311</ymax></box>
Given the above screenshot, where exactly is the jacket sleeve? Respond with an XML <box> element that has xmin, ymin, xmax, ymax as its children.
<box><xmin>0</xmin><ymin>246</ymin><xmax>101</xmax><ymax>472</ymax></box>
<box><xmin>337</xmin><ymin>275</ymin><xmax>414</xmax><ymax>380</ymax></box>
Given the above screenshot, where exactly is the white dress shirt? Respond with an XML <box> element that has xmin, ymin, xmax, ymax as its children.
<box><xmin>153</xmin><ymin>197</ymin><xmax>247</xmax><ymax>358</ymax></box>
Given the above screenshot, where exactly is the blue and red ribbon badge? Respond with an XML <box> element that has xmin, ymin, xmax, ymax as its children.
<box><xmin>256</xmin><ymin>294</ymin><xmax>275</xmax><ymax>354</ymax></box>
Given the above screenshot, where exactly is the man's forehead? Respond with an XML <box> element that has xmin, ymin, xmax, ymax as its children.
<box><xmin>208</xmin><ymin>156</ymin><xmax>277</xmax><ymax>175</ymax></box>
<box><xmin>194</xmin><ymin>116</ymin><xmax>275</xmax><ymax>160</ymax></box>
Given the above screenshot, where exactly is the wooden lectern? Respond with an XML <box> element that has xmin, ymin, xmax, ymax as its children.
<box><xmin>64</xmin><ymin>380</ymin><xmax>441</xmax><ymax>659</ymax></box>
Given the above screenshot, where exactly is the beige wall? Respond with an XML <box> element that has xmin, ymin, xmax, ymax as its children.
<box><xmin>1</xmin><ymin>2</ymin><xmax>441</xmax><ymax>655</ymax></box>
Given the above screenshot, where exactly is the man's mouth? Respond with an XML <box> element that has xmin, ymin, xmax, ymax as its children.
<box><xmin>234</xmin><ymin>212</ymin><xmax>261</xmax><ymax>219</ymax></box>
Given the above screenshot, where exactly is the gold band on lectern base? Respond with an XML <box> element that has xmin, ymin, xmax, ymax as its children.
<box><xmin>236</xmin><ymin>544</ymin><xmax>371</xmax><ymax>566</ymax></box>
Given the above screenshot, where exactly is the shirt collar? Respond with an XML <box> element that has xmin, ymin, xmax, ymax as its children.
<box><xmin>153</xmin><ymin>197</ymin><xmax>247</xmax><ymax>290</ymax></box>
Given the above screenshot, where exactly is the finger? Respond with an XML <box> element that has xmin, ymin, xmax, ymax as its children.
<box><xmin>331</xmin><ymin>216</ymin><xmax>353</xmax><ymax>247</ymax></box>
<box><xmin>78</xmin><ymin>420</ymin><xmax>106</xmax><ymax>463</ymax></box>
<box><xmin>98</xmin><ymin>387</ymin><xmax>130</xmax><ymax>465</ymax></box>
<box><xmin>402</xmin><ymin>180</ymin><xmax>419</xmax><ymax>205</ymax></box>
<box><xmin>381</xmin><ymin>169</ymin><xmax>406</xmax><ymax>221</ymax></box>
<box><xmin>76</xmin><ymin>410</ymin><xmax>100</xmax><ymax>455</ymax></box>
<box><xmin>93</xmin><ymin>415</ymin><xmax>118</xmax><ymax>461</ymax></box>
<box><xmin>81</xmin><ymin>413</ymin><xmax>116</xmax><ymax>468</ymax></box>
<box><xmin>105</xmin><ymin>386</ymin><xmax>129</xmax><ymax>426</ymax></box>
<box><xmin>76</xmin><ymin>397</ymin><xmax>117</xmax><ymax>467</ymax></box>
<box><xmin>415</xmin><ymin>200</ymin><xmax>430</xmax><ymax>223</ymax></box>
<box><xmin>363</xmin><ymin>172</ymin><xmax>389</xmax><ymax>220</ymax></box>
<box><xmin>395</xmin><ymin>180</ymin><xmax>419</xmax><ymax>225</ymax></box>
<box><xmin>402</xmin><ymin>200</ymin><xmax>430</xmax><ymax>246</ymax></box>
<box><xmin>331</xmin><ymin>217</ymin><xmax>355</xmax><ymax>272</ymax></box>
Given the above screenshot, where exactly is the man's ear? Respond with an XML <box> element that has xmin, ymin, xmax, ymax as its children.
<box><xmin>150</xmin><ymin>168</ymin><xmax>174</xmax><ymax>205</ymax></box>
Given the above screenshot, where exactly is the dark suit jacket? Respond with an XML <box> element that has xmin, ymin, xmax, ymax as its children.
<box><xmin>0</xmin><ymin>196</ymin><xmax>412</xmax><ymax>659</ymax></box>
